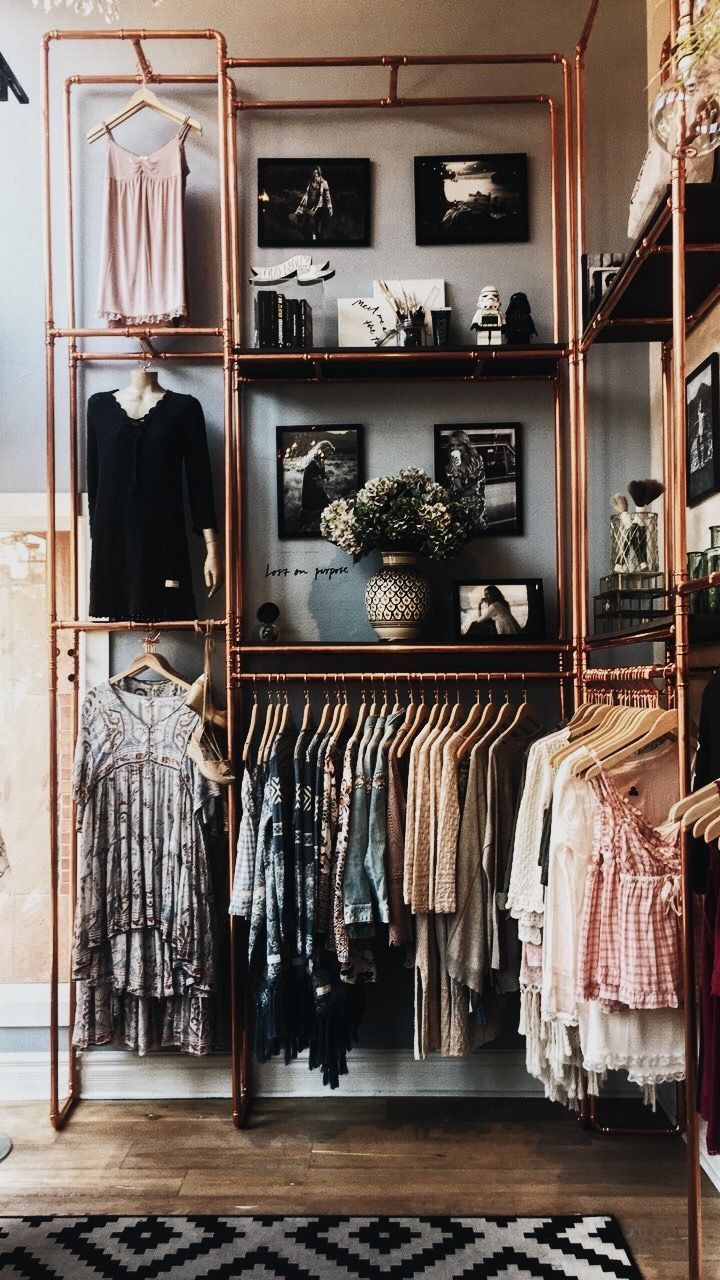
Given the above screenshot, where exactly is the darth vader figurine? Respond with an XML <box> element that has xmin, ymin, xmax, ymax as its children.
<box><xmin>504</xmin><ymin>292</ymin><xmax>537</xmax><ymax>345</ymax></box>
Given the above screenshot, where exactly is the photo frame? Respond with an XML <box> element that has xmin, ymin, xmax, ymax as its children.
<box><xmin>414</xmin><ymin>153</ymin><xmax>529</xmax><ymax>246</ymax></box>
<box><xmin>686</xmin><ymin>353</ymin><xmax>720</xmax><ymax>508</ymax></box>
<box><xmin>276</xmin><ymin>425</ymin><xmax>365</xmax><ymax>539</ymax></box>
<box><xmin>258</xmin><ymin>159</ymin><xmax>371</xmax><ymax>248</ymax></box>
<box><xmin>434</xmin><ymin>423</ymin><xmax>523</xmax><ymax>535</ymax></box>
<box><xmin>453</xmin><ymin>578</ymin><xmax>545</xmax><ymax>643</ymax></box>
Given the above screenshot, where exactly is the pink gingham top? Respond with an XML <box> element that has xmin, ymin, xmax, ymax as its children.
<box><xmin>578</xmin><ymin>757</ymin><xmax>682</xmax><ymax>1011</ymax></box>
<box><xmin>98</xmin><ymin>122</ymin><xmax>190</xmax><ymax>326</ymax></box>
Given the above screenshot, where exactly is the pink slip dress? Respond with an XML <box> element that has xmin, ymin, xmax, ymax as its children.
<box><xmin>97</xmin><ymin>119</ymin><xmax>191</xmax><ymax>326</ymax></box>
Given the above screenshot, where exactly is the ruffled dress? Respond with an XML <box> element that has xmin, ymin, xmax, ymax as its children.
<box><xmin>72</xmin><ymin>676</ymin><xmax>221</xmax><ymax>1056</ymax></box>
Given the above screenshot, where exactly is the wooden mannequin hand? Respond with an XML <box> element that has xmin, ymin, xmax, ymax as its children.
<box><xmin>203</xmin><ymin>529</ymin><xmax>223</xmax><ymax>598</ymax></box>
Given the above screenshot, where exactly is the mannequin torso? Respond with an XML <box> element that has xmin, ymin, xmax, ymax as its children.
<box><xmin>113</xmin><ymin>368</ymin><xmax>167</xmax><ymax>419</ymax></box>
<box><xmin>111</xmin><ymin>369</ymin><xmax>223</xmax><ymax>599</ymax></box>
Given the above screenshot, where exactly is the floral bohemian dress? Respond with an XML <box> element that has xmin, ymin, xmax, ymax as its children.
<box><xmin>72</xmin><ymin>676</ymin><xmax>222</xmax><ymax>1056</ymax></box>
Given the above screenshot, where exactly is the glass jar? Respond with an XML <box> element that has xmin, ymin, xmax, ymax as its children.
<box><xmin>710</xmin><ymin>525</ymin><xmax>720</xmax><ymax>549</ymax></box>
<box><xmin>396</xmin><ymin>316</ymin><xmax>425</xmax><ymax>349</ymax></box>
<box><xmin>688</xmin><ymin>551</ymin><xmax>708</xmax><ymax>614</ymax></box>
<box><xmin>707</xmin><ymin>546</ymin><xmax>720</xmax><ymax>613</ymax></box>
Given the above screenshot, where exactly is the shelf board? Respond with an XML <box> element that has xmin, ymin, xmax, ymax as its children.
<box><xmin>585</xmin><ymin>617</ymin><xmax>674</xmax><ymax>649</ymax></box>
<box><xmin>582</xmin><ymin>183</ymin><xmax>720</xmax><ymax>347</ymax></box>
<box><xmin>238</xmin><ymin>642</ymin><xmax>568</xmax><ymax>654</ymax></box>
<box><xmin>234</xmin><ymin>344</ymin><xmax>566</xmax><ymax>382</ymax></box>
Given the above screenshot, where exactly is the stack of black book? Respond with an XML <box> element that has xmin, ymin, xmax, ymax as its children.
<box><xmin>255</xmin><ymin>290</ymin><xmax>313</xmax><ymax>349</ymax></box>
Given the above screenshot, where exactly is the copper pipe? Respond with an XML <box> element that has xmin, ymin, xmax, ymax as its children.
<box><xmin>47</xmin><ymin>28</ymin><xmax>224</xmax><ymax>41</ymax></box>
<box><xmin>53</xmin><ymin>618</ymin><xmax>228</xmax><ymax>632</ymax></box>
<box><xmin>227</xmin><ymin>78</ymin><xmax>242</xmax><ymax>348</ymax></box>
<box><xmin>548</xmin><ymin>98</ymin><xmax>561</xmax><ymax>344</ymax></box>
<box><xmin>576</xmin><ymin>0</ymin><xmax>603</xmax><ymax>57</ymax></box>
<box><xmin>671</xmin><ymin>146</ymin><xmax>703</xmax><ymax>1280</ymax></box>
<box><xmin>662</xmin><ymin>343</ymin><xmax>675</xmax><ymax>584</ymax></box>
<box><xmin>52</xmin><ymin>327</ymin><xmax>222</xmax><ymax>338</ymax></box>
<box><xmin>226</xmin><ymin>52</ymin><xmax>564</xmax><ymax>69</ymax></box>
<box><xmin>68</xmin><ymin>74</ymin><xmax>215</xmax><ymax>85</ymax></box>
<box><xmin>563</xmin><ymin>42</ymin><xmax>583</xmax><ymax>707</ymax></box>
<box><xmin>64</xmin><ymin>81</ymin><xmax>76</xmax><ymax>332</ymax></box>
<box><xmin>236</xmin><ymin>671</ymin><xmax>565</xmax><ymax>683</ymax></box>
<box><xmin>678</xmin><ymin>570</ymin><xmax>720</xmax><ymax>596</ymax></box>
<box><xmin>234</xmin><ymin>347</ymin><xmax>564</xmax><ymax>363</ymax></box>
<box><xmin>43</xmin><ymin>32</ymin><xmax>64</xmax><ymax>1132</ymax></box>
<box><xmin>553</xmin><ymin>377</ymin><xmax>566</xmax><ymax>643</ymax></box>
<box><xmin>67</xmin><ymin>350</ymin><xmax>80</xmax><ymax>1103</ymax></box>
<box><xmin>131</xmin><ymin>38</ymin><xmax>153</xmax><ymax>81</ymax></box>
<box><xmin>236</xmin><ymin>93</ymin><xmax>550</xmax><ymax>112</ymax></box>
<box><xmin>73</xmin><ymin>351</ymin><xmax>222</xmax><ymax>362</ymax></box>
<box><xmin>688</xmin><ymin>277</ymin><xmax>720</xmax><ymax>333</ymax></box>
<box><xmin>587</xmin><ymin>1090</ymin><xmax>683</xmax><ymax>1136</ymax></box>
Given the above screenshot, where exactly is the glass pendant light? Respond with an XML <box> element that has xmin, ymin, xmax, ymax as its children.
<box><xmin>651</xmin><ymin>67</ymin><xmax>720</xmax><ymax>155</ymax></box>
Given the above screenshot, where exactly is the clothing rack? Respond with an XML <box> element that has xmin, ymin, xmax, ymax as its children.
<box><xmin>40</xmin><ymin>12</ymin><xmax>710</xmax><ymax>1277</ymax></box>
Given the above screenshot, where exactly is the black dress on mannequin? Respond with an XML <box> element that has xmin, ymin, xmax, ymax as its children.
<box><xmin>87</xmin><ymin>389</ymin><xmax>218</xmax><ymax>621</ymax></box>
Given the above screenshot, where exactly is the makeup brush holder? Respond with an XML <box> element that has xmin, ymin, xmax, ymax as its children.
<box><xmin>611</xmin><ymin>511</ymin><xmax>659</xmax><ymax>574</ymax></box>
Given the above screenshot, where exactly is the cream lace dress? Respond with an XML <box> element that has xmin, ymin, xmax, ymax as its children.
<box><xmin>72</xmin><ymin>676</ymin><xmax>221</xmax><ymax>1056</ymax></box>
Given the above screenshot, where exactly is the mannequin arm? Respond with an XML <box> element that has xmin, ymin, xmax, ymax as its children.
<box><xmin>203</xmin><ymin>529</ymin><xmax>223</xmax><ymax>597</ymax></box>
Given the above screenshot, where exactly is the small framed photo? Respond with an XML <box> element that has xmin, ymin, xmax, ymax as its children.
<box><xmin>414</xmin><ymin>153</ymin><xmax>529</xmax><ymax>246</ymax></box>
<box><xmin>434</xmin><ymin>423</ymin><xmax>522</xmax><ymax>535</ymax></box>
<box><xmin>454</xmin><ymin>578</ymin><xmax>545</xmax><ymax>642</ymax></box>
<box><xmin>686</xmin><ymin>353</ymin><xmax>720</xmax><ymax>507</ymax></box>
<box><xmin>258</xmin><ymin>158</ymin><xmax>371</xmax><ymax>248</ymax></box>
<box><xmin>276</xmin><ymin>425</ymin><xmax>365</xmax><ymax>539</ymax></box>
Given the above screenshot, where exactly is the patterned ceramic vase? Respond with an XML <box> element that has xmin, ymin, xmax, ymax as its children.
<box><xmin>364</xmin><ymin>550</ymin><xmax>432</xmax><ymax>642</ymax></box>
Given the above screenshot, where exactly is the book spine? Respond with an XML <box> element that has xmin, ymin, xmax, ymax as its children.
<box><xmin>277</xmin><ymin>293</ymin><xmax>284</xmax><ymax>348</ymax></box>
<box><xmin>306</xmin><ymin>301</ymin><xmax>313</xmax><ymax>349</ymax></box>
<box><xmin>289</xmin><ymin>299</ymin><xmax>300</xmax><ymax>349</ymax></box>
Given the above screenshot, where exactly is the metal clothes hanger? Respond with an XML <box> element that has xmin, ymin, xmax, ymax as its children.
<box><xmin>87</xmin><ymin>86</ymin><xmax>202</xmax><ymax>144</ymax></box>
<box><xmin>493</xmin><ymin>675</ymin><xmax>545</xmax><ymax>745</ymax></box>
<box><xmin>110</xmin><ymin>630</ymin><xmax>191</xmax><ymax>689</ymax></box>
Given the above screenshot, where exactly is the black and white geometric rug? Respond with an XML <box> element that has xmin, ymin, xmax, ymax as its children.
<box><xmin>0</xmin><ymin>1215</ymin><xmax>643</xmax><ymax>1278</ymax></box>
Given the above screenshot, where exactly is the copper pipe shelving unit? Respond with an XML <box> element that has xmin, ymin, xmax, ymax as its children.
<box><xmin>575</xmin><ymin>1</ymin><xmax>720</xmax><ymax>1274</ymax></box>
<box><xmin>41</xmin><ymin>19</ymin><xmax>713</xmax><ymax>1277</ymax></box>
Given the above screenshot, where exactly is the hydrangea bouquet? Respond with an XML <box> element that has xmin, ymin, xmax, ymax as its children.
<box><xmin>320</xmin><ymin>467</ymin><xmax>478</xmax><ymax>562</ymax></box>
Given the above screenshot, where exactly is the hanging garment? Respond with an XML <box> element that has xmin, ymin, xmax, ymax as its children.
<box><xmin>577</xmin><ymin>759</ymin><xmax>682</xmax><ymax>1012</ymax></box>
<box><xmin>332</xmin><ymin>722</ymin><xmax>377</xmax><ymax>985</ymax></box>
<box><xmin>386</xmin><ymin>727</ymin><xmax>413</xmax><ymax>948</ymax></box>
<box><xmin>445</xmin><ymin>719</ymin><xmax>508</xmax><ymax>993</ymax></box>
<box><xmin>229</xmin><ymin>763</ymin><xmax>259</xmax><ymax>918</ymax></box>
<box><xmin>505</xmin><ymin>728</ymin><xmax>569</xmax><ymax>944</ymax></box>
<box><xmin>87</xmin><ymin>390</ymin><xmax>217</xmax><ymax>622</ymax></box>
<box><xmin>72</xmin><ymin>676</ymin><xmax>221</xmax><ymax>1056</ymax></box>
<box><xmin>98</xmin><ymin>122</ymin><xmax>191</xmax><ymax>325</ymax></box>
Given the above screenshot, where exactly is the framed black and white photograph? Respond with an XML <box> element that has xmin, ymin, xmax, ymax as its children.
<box><xmin>686</xmin><ymin>353</ymin><xmax>720</xmax><ymax>507</ymax></box>
<box><xmin>454</xmin><ymin>578</ymin><xmax>545</xmax><ymax>643</ymax></box>
<box><xmin>414</xmin><ymin>153</ymin><xmax>529</xmax><ymax>246</ymax></box>
<box><xmin>434</xmin><ymin>424</ymin><xmax>523</xmax><ymax>535</ymax></box>
<box><xmin>276</xmin><ymin>425</ymin><xmax>365</xmax><ymax>539</ymax></box>
<box><xmin>258</xmin><ymin>159</ymin><xmax>371</xmax><ymax>248</ymax></box>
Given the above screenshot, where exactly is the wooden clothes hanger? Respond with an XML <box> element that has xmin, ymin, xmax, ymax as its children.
<box><xmin>110</xmin><ymin>631</ymin><xmax>191</xmax><ymax>690</ymax></box>
<box><xmin>492</xmin><ymin>678</ymin><xmax>545</xmax><ymax>748</ymax></box>
<box><xmin>582</xmin><ymin>709</ymin><xmax>677</xmax><ymax>781</ymax></box>
<box><xmin>242</xmin><ymin>681</ymin><xmax>259</xmax><ymax>764</ymax></box>
<box><xmin>572</xmin><ymin>703</ymin><xmax>668</xmax><ymax>777</ymax></box>
<box><xmin>669</xmin><ymin>778</ymin><xmax>720</xmax><ymax>824</ymax></box>
<box><xmin>257</xmin><ymin>690</ymin><xmax>278</xmax><ymax>766</ymax></box>
<box><xmin>87</xmin><ymin>85</ymin><xmax>202</xmax><ymax>144</ymax></box>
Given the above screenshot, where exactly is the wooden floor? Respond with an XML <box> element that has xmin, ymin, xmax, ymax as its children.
<box><xmin>0</xmin><ymin>1097</ymin><xmax>718</xmax><ymax>1278</ymax></box>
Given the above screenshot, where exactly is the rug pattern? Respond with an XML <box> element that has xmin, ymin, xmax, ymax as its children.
<box><xmin>0</xmin><ymin>1214</ymin><xmax>643</xmax><ymax>1278</ymax></box>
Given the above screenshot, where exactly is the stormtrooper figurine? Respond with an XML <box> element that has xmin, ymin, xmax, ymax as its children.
<box><xmin>471</xmin><ymin>286</ymin><xmax>505</xmax><ymax>347</ymax></box>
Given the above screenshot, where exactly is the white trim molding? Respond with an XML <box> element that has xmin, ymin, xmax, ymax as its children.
<box><xmin>0</xmin><ymin>1047</ymin><xmax>641</xmax><ymax>1105</ymax></box>
<box><xmin>0</xmin><ymin>983</ymin><xmax>69</xmax><ymax>1029</ymax></box>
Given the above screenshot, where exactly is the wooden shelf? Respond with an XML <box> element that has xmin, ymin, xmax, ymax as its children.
<box><xmin>582</xmin><ymin>184</ymin><xmax>720</xmax><ymax>347</ymax></box>
<box><xmin>234</xmin><ymin>344</ymin><xmax>566</xmax><ymax>382</ymax></box>
<box><xmin>585</xmin><ymin>617</ymin><xmax>674</xmax><ymax>649</ymax></box>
